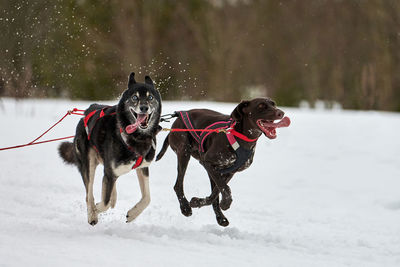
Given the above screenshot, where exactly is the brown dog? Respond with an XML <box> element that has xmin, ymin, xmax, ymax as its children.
<box><xmin>156</xmin><ymin>98</ymin><xmax>290</xmax><ymax>226</ymax></box>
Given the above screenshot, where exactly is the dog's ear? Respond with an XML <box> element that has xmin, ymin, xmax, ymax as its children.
<box><xmin>231</xmin><ymin>100</ymin><xmax>250</xmax><ymax>122</ymax></box>
<box><xmin>145</xmin><ymin>75</ymin><xmax>153</xmax><ymax>86</ymax></box>
<box><xmin>128</xmin><ymin>72</ymin><xmax>136</xmax><ymax>86</ymax></box>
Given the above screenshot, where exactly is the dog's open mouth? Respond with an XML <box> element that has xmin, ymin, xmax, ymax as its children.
<box><xmin>125</xmin><ymin>108</ymin><xmax>152</xmax><ymax>134</ymax></box>
<box><xmin>136</xmin><ymin>113</ymin><xmax>150</xmax><ymax>128</ymax></box>
<box><xmin>256</xmin><ymin>116</ymin><xmax>291</xmax><ymax>139</ymax></box>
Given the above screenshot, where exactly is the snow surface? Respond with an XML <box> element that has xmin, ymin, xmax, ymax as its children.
<box><xmin>0</xmin><ymin>98</ymin><xmax>399</xmax><ymax>267</ymax></box>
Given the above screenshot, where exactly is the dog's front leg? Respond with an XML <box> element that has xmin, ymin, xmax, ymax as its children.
<box><xmin>190</xmin><ymin>179</ymin><xmax>230</xmax><ymax>227</ymax></box>
<box><xmin>206</xmin><ymin>166</ymin><xmax>233</xmax><ymax>211</ymax></box>
<box><xmin>210</xmin><ymin>179</ymin><xmax>230</xmax><ymax>227</ymax></box>
<box><xmin>126</xmin><ymin>167</ymin><xmax>151</xmax><ymax>223</ymax></box>
<box><xmin>190</xmin><ymin>176</ymin><xmax>232</xmax><ymax>210</ymax></box>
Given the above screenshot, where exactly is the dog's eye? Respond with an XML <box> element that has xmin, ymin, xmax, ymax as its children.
<box><xmin>270</xmin><ymin>100</ymin><xmax>276</xmax><ymax>106</ymax></box>
<box><xmin>132</xmin><ymin>95</ymin><xmax>138</xmax><ymax>101</ymax></box>
<box><xmin>258</xmin><ymin>103</ymin><xmax>267</xmax><ymax>109</ymax></box>
<box><xmin>148</xmin><ymin>95</ymin><xmax>153</xmax><ymax>100</ymax></box>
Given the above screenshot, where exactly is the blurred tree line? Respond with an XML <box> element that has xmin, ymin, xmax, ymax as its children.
<box><xmin>1</xmin><ymin>0</ymin><xmax>400</xmax><ymax>111</ymax></box>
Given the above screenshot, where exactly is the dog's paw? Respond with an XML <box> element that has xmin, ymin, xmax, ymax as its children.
<box><xmin>220</xmin><ymin>197</ymin><xmax>232</xmax><ymax>211</ymax></box>
<box><xmin>180</xmin><ymin>203</ymin><xmax>192</xmax><ymax>217</ymax></box>
<box><xmin>126</xmin><ymin>214</ymin><xmax>135</xmax><ymax>223</ymax></box>
<box><xmin>87</xmin><ymin>213</ymin><xmax>98</xmax><ymax>226</ymax></box>
<box><xmin>189</xmin><ymin>197</ymin><xmax>203</xmax><ymax>208</ymax></box>
<box><xmin>216</xmin><ymin>216</ymin><xmax>229</xmax><ymax>227</ymax></box>
<box><xmin>87</xmin><ymin>206</ymin><xmax>98</xmax><ymax>226</ymax></box>
<box><xmin>89</xmin><ymin>218</ymin><xmax>98</xmax><ymax>226</ymax></box>
<box><xmin>126</xmin><ymin>208</ymin><xmax>140</xmax><ymax>223</ymax></box>
<box><xmin>126</xmin><ymin>197</ymin><xmax>150</xmax><ymax>223</ymax></box>
<box><xmin>126</xmin><ymin>214</ymin><xmax>139</xmax><ymax>223</ymax></box>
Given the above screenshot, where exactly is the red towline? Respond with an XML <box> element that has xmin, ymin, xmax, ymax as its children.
<box><xmin>0</xmin><ymin>108</ymin><xmax>243</xmax><ymax>152</ymax></box>
<box><xmin>0</xmin><ymin>108</ymin><xmax>85</xmax><ymax>151</ymax></box>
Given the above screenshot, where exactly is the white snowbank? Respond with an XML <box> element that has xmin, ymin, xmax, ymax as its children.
<box><xmin>0</xmin><ymin>98</ymin><xmax>399</xmax><ymax>267</ymax></box>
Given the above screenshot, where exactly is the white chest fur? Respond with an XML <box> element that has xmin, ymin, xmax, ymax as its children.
<box><xmin>112</xmin><ymin>158</ymin><xmax>152</xmax><ymax>177</ymax></box>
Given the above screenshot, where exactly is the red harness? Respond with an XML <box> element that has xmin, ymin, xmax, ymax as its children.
<box><xmin>178</xmin><ymin>111</ymin><xmax>258</xmax><ymax>152</ymax></box>
<box><xmin>83</xmin><ymin>107</ymin><xmax>143</xmax><ymax>170</ymax></box>
<box><xmin>177</xmin><ymin>111</ymin><xmax>258</xmax><ymax>174</ymax></box>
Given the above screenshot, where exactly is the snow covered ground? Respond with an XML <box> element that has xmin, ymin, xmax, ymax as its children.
<box><xmin>0</xmin><ymin>97</ymin><xmax>399</xmax><ymax>267</ymax></box>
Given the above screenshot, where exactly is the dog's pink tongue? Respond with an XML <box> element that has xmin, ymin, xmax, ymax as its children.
<box><xmin>125</xmin><ymin>124</ymin><xmax>138</xmax><ymax>134</ymax></box>
<box><xmin>125</xmin><ymin>114</ymin><xmax>147</xmax><ymax>134</ymax></box>
<box><xmin>275</xmin><ymin>116</ymin><xmax>291</xmax><ymax>128</ymax></box>
<box><xmin>261</xmin><ymin>116</ymin><xmax>291</xmax><ymax>128</ymax></box>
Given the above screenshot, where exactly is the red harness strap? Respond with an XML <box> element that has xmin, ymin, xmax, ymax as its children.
<box><xmin>228</xmin><ymin>128</ymin><xmax>258</xmax><ymax>143</ymax></box>
<box><xmin>83</xmin><ymin>110</ymin><xmax>97</xmax><ymax>130</ymax></box>
<box><xmin>83</xmin><ymin>107</ymin><xmax>144</xmax><ymax>170</ymax></box>
<box><xmin>177</xmin><ymin>111</ymin><xmax>259</xmax><ymax>152</ymax></box>
<box><xmin>132</xmin><ymin>156</ymin><xmax>143</xmax><ymax>169</ymax></box>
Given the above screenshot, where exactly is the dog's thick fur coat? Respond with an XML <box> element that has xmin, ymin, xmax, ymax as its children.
<box><xmin>59</xmin><ymin>72</ymin><xmax>161</xmax><ymax>225</ymax></box>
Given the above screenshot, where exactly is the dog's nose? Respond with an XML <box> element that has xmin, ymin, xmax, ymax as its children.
<box><xmin>140</xmin><ymin>106</ymin><xmax>149</xmax><ymax>113</ymax></box>
<box><xmin>276</xmin><ymin>109</ymin><xmax>284</xmax><ymax>119</ymax></box>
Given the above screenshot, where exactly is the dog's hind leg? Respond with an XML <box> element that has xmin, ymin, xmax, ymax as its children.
<box><xmin>96</xmin><ymin>176</ymin><xmax>117</xmax><ymax>213</ymax></box>
<box><xmin>110</xmin><ymin>185</ymin><xmax>117</xmax><ymax>208</ymax></box>
<box><xmin>96</xmin><ymin>167</ymin><xmax>118</xmax><ymax>215</ymax></box>
<box><xmin>83</xmin><ymin>148</ymin><xmax>99</xmax><ymax>225</ymax></box>
<box><xmin>126</xmin><ymin>167</ymin><xmax>151</xmax><ymax>223</ymax></box>
<box><xmin>74</xmin><ymin>122</ymin><xmax>98</xmax><ymax>225</ymax></box>
<box><xmin>174</xmin><ymin>152</ymin><xmax>192</xmax><ymax>217</ymax></box>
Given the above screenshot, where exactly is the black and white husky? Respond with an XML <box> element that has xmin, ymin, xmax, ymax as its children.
<box><xmin>59</xmin><ymin>72</ymin><xmax>162</xmax><ymax>225</ymax></box>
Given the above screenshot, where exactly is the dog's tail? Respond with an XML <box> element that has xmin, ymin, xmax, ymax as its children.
<box><xmin>156</xmin><ymin>134</ymin><xmax>170</xmax><ymax>161</ymax></box>
<box><xmin>58</xmin><ymin>142</ymin><xmax>76</xmax><ymax>165</ymax></box>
